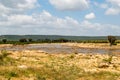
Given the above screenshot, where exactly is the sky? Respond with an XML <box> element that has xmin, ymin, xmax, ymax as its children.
<box><xmin>0</xmin><ymin>0</ymin><xmax>120</xmax><ymax>36</ymax></box>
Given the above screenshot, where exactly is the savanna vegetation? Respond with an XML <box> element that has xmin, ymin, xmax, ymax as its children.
<box><xmin>0</xmin><ymin>35</ymin><xmax>120</xmax><ymax>45</ymax></box>
<box><xmin>0</xmin><ymin>38</ymin><xmax>120</xmax><ymax>45</ymax></box>
<box><xmin>0</xmin><ymin>35</ymin><xmax>120</xmax><ymax>80</ymax></box>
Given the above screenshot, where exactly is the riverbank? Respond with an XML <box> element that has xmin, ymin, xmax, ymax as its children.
<box><xmin>0</xmin><ymin>43</ymin><xmax>120</xmax><ymax>55</ymax></box>
<box><xmin>0</xmin><ymin>48</ymin><xmax>120</xmax><ymax>80</ymax></box>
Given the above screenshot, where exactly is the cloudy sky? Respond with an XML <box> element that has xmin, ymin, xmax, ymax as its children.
<box><xmin>0</xmin><ymin>0</ymin><xmax>120</xmax><ymax>36</ymax></box>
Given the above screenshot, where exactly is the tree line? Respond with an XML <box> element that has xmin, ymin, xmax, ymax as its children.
<box><xmin>0</xmin><ymin>36</ymin><xmax>118</xmax><ymax>45</ymax></box>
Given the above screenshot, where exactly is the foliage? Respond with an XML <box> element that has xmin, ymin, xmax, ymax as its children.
<box><xmin>108</xmin><ymin>36</ymin><xmax>117</xmax><ymax>46</ymax></box>
<box><xmin>52</xmin><ymin>38</ymin><xmax>69</xmax><ymax>43</ymax></box>
<box><xmin>19</xmin><ymin>38</ymin><xmax>27</xmax><ymax>42</ymax></box>
<box><xmin>2</xmin><ymin>39</ymin><xmax>7</xmax><ymax>43</ymax></box>
<box><xmin>28</xmin><ymin>38</ymin><xmax>33</xmax><ymax>42</ymax></box>
<box><xmin>0</xmin><ymin>37</ymin><xmax>120</xmax><ymax>44</ymax></box>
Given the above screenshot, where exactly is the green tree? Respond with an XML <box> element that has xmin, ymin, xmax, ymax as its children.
<box><xmin>108</xmin><ymin>36</ymin><xmax>116</xmax><ymax>46</ymax></box>
<box><xmin>28</xmin><ymin>38</ymin><xmax>33</xmax><ymax>42</ymax></box>
<box><xmin>2</xmin><ymin>39</ymin><xmax>7</xmax><ymax>43</ymax></box>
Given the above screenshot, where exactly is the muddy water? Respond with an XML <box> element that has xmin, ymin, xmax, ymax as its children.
<box><xmin>0</xmin><ymin>44</ymin><xmax>120</xmax><ymax>54</ymax></box>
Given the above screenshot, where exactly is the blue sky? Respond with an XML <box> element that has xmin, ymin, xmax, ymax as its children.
<box><xmin>0</xmin><ymin>0</ymin><xmax>120</xmax><ymax>36</ymax></box>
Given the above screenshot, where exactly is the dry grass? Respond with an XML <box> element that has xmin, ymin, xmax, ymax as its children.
<box><xmin>0</xmin><ymin>43</ymin><xmax>120</xmax><ymax>80</ymax></box>
<box><xmin>0</xmin><ymin>51</ymin><xmax>120</xmax><ymax>80</ymax></box>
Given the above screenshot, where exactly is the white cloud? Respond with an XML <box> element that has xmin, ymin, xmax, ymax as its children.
<box><xmin>8</xmin><ymin>14</ymin><xmax>35</xmax><ymax>25</ymax></box>
<box><xmin>95</xmin><ymin>0</ymin><xmax>120</xmax><ymax>15</ymax></box>
<box><xmin>0</xmin><ymin>3</ymin><xmax>10</xmax><ymax>15</ymax></box>
<box><xmin>0</xmin><ymin>0</ymin><xmax>39</xmax><ymax>15</ymax></box>
<box><xmin>0</xmin><ymin>0</ymin><xmax>38</xmax><ymax>9</ymax></box>
<box><xmin>0</xmin><ymin>0</ymin><xmax>119</xmax><ymax>35</ymax></box>
<box><xmin>107</xmin><ymin>0</ymin><xmax>120</xmax><ymax>7</ymax></box>
<box><xmin>105</xmin><ymin>0</ymin><xmax>120</xmax><ymax>15</ymax></box>
<box><xmin>100</xmin><ymin>4</ymin><xmax>108</xmax><ymax>9</ymax></box>
<box><xmin>94</xmin><ymin>2</ymin><xmax>108</xmax><ymax>9</ymax></box>
<box><xmin>105</xmin><ymin>8</ymin><xmax>120</xmax><ymax>15</ymax></box>
<box><xmin>0</xmin><ymin>10</ymin><xmax>119</xmax><ymax>36</ymax></box>
<box><xmin>49</xmin><ymin>0</ymin><xmax>89</xmax><ymax>11</ymax></box>
<box><xmin>85</xmin><ymin>13</ymin><xmax>95</xmax><ymax>19</ymax></box>
<box><xmin>80</xmin><ymin>20</ymin><xmax>120</xmax><ymax>35</ymax></box>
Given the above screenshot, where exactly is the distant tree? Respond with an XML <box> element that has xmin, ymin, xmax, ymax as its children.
<box><xmin>44</xmin><ymin>39</ymin><xmax>51</xmax><ymax>43</ymax></box>
<box><xmin>37</xmin><ymin>39</ymin><xmax>42</xmax><ymax>41</ymax></box>
<box><xmin>58</xmin><ymin>38</ymin><xmax>69</xmax><ymax>42</ymax></box>
<box><xmin>28</xmin><ymin>38</ymin><xmax>33</xmax><ymax>42</ymax></box>
<box><xmin>2</xmin><ymin>39</ymin><xmax>7</xmax><ymax>43</ymax></box>
<box><xmin>108</xmin><ymin>36</ymin><xmax>116</xmax><ymax>46</ymax></box>
<box><xmin>52</xmin><ymin>38</ymin><xmax>69</xmax><ymax>43</ymax></box>
<box><xmin>19</xmin><ymin>38</ymin><xmax>27</xmax><ymax>42</ymax></box>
